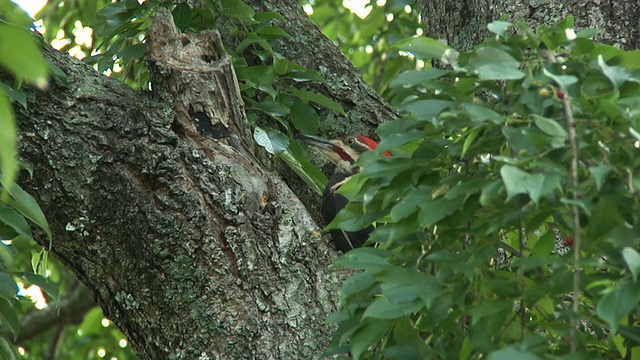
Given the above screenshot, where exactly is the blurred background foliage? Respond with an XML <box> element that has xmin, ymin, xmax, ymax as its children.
<box><xmin>304</xmin><ymin>0</ymin><xmax>421</xmax><ymax>101</ymax></box>
<box><xmin>1</xmin><ymin>0</ymin><xmax>423</xmax><ymax>358</ymax></box>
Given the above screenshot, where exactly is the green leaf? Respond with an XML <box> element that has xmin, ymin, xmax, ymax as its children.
<box><xmin>3</xmin><ymin>183</ymin><xmax>51</xmax><ymax>240</ymax></box>
<box><xmin>618</xmin><ymin>50</ymin><xmax>640</xmax><ymax>70</ymax></box>
<box><xmin>0</xmin><ymin>205</ymin><xmax>32</xmax><ymax>239</ymax></box>
<box><xmin>172</xmin><ymin>2</ymin><xmax>193</xmax><ymax>30</ymax></box>
<box><xmin>463</xmin><ymin>103</ymin><xmax>505</xmax><ymax>124</ymax></box>
<box><xmin>253</xmin><ymin>127</ymin><xmax>289</xmax><ymax>155</ymax></box>
<box><xmin>394</xmin><ymin>37</ymin><xmax>449</xmax><ymax>60</ymax></box>
<box><xmin>289</xmin><ymin>101</ymin><xmax>320</xmax><ymax>134</ymax></box>
<box><xmin>418</xmin><ymin>196</ymin><xmax>465</xmax><ymax>228</ymax></box>
<box><xmin>333</xmin><ymin>248</ymin><xmax>391</xmax><ymax>271</ymax></box>
<box><xmin>378</xmin><ymin>268</ymin><xmax>442</xmax><ymax>307</ymax></box>
<box><xmin>0</xmin><ymin>297</ymin><xmax>18</xmax><ymax>341</ymax></box>
<box><xmin>622</xmin><ymin>247</ymin><xmax>640</xmax><ymax>282</ymax></box>
<box><xmin>253</xmin><ymin>12</ymin><xmax>286</xmax><ymax>22</ymax></box>
<box><xmin>531</xmin><ymin>114</ymin><xmax>567</xmax><ymax>139</ymax></box>
<box><xmin>341</xmin><ymin>272</ymin><xmax>377</xmax><ymax>302</ymax></box>
<box><xmin>118</xmin><ymin>43</ymin><xmax>145</xmax><ymax>63</ymax></box>
<box><xmin>0</xmin><ymin>334</ymin><xmax>19</xmax><ymax>360</ymax></box>
<box><xmin>589</xmin><ymin>165</ymin><xmax>612</xmax><ymax>191</ymax></box>
<box><xmin>288</xmin><ymin>88</ymin><xmax>345</xmax><ymax>115</ymax></box>
<box><xmin>277</xmin><ymin>145</ymin><xmax>326</xmax><ymax>194</ymax></box>
<box><xmin>468</xmin><ymin>47</ymin><xmax>524</xmax><ymax>80</ymax></box>
<box><xmin>386</xmin><ymin>317</ymin><xmax>430</xmax><ymax>359</ymax></box>
<box><xmin>253</xmin><ymin>100</ymin><xmax>290</xmax><ymax>117</ymax></box>
<box><xmin>480</xmin><ymin>180</ymin><xmax>504</xmax><ymax>206</ymax></box>
<box><xmin>91</xmin><ymin>2</ymin><xmax>129</xmax><ymax>37</ymax></box>
<box><xmin>0</xmin><ymin>94</ymin><xmax>16</xmax><ymax>201</ymax></box>
<box><xmin>45</xmin><ymin>59</ymin><xmax>68</xmax><ymax>87</ymax></box>
<box><xmin>462</xmin><ymin>127</ymin><xmax>482</xmax><ymax>157</ymax></box>
<box><xmin>488</xmin><ymin>347</ymin><xmax>542</xmax><ymax>360</ymax></box>
<box><xmin>0</xmin><ymin>24</ymin><xmax>49</xmax><ymax>86</ymax></box>
<box><xmin>0</xmin><ymin>83</ymin><xmax>26</xmax><ymax>109</ymax></box>
<box><xmin>363</xmin><ymin>297</ymin><xmax>423</xmax><ymax>319</ymax></box>
<box><xmin>255</xmin><ymin>25</ymin><xmax>292</xmax><ymax>39</ymax></box>
<box><xmin>389</xmin><ymin>68</ymin><xmax>450</xmax><ymax>88</ymax></box>
<box><xmin>618</xmin><ymin>326</ymin><xmax>640</xmax><ymax>347</ymax></box>
<box><xmin>487</xmin><ymin>21</ymin><xmax>512</xmax><ymax>37</ymax></box>
<box><xmin>596</xmin><ymin>55</ymin><xmax>630</xmax><ymax>89</ymax></box>
<box><xmin>241</xmin><ymin>65</ymin><xmax>277</xmax><ymax>86</ymax></box>
<box><xmin>350</xmin><ymin>319</ymin><xmax>391</xmax><ymax>360</ymax></box>
<box><xmin>500</xmin><ymin>165</ymin><xmax>561</xmax><ymax>204</ymax></box>
<box><xmin>542</xmin><ymin>67</ymin><xmax>578</xmax><ymax>90</ymax></box>
<box><xmin>0</xmin><ymin>244</ymin><xmax>14</xmax><ymax>270</ymax></box>
<box><xmin>399</xmin><ymin>99</ymin><xmax>454</xmax><ymax>120</ymax></box>
<box><xmin>220</xmin><ymin>0</ymin><xmax>255</xmax><ymax>23</ymax></box>
<box><xmin>531</xmin><ymin>231</ymin><xmax>555</xmax><ymax>257</ymax></box>
<box><xmin>0</xmin><ymin>272</ymin><xmax>16</xmax><ymax>299</ymax></box>
<box><xmin>596</xmin><ymin>281</ymin><xmax>640</xmax><ymax>333</ymax></box>
<box><xmin>390</xmin><ymin>187</ymin><xmax>430</xmax><ymax>221</ymax></box>
<box><xmin>284</xmin><ymin>70</ymin><xmax>326</xmax><ymax>83</ymax></box>
<box><xmin>472</xmin><ymin>299</ymin><xmax>512</xmax><ymax>325</ymax></box>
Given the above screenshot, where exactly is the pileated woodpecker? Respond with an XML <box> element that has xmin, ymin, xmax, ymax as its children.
<box><xmin>298</xmin><ymin>134</ymin><xmax>387</xmax><ymax>252</ymax></box>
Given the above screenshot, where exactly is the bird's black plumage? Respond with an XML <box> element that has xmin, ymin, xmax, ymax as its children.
<box><xmin>298</xmin><ymin>134</ymin><xmax>384</xmax><ymax>253</ymax></box>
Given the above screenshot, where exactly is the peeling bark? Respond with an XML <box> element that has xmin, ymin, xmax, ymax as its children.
<box><xmin>13</xmin><ymin>6</ymin><xmax>350</xmax><ymax>359</ymax></box>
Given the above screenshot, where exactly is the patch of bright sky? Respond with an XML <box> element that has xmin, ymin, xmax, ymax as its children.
<box><xmin>305</xmin><ymin>0</ymin><xmax>387</xmax><ymax>19</ymax></box>
<box><xmin>12</xmin><ymin>0</ymin><xmax>95</xmax><ymax>60</ymax></box>
<box><xmin>11</xmin><ymin>0</ymin><xmax>47</xmax><ymax>17</ymax></box>
<box><xmin>342</xmin><ymin>0</ymin><xmax>373</xmax><ymax>19</ymax></box>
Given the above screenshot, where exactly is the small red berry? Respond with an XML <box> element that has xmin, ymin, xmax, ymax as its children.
<box><xmin>557</xmin><ymin>90</ymin><xmax>565</xmax><ymax>99</ymax></box>
<box><xmin>565</xmin><ymin>236</ymin><xmax>574</xmax><ymax>246</ymax></box>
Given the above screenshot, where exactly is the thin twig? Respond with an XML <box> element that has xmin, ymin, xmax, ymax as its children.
<box><xmin>518</xmin><ymin>220</ymin><xmax>526</xmax><ymax>340</ymax></box>
<box><xmin>563</xmin><ymin>93</ymin><xmax>581</xmax><ymax>353</ymax></box>
<box><xmin>497</xmin><ymin>242</ymin><xmax>548</xmax><ymax>281</ymax></box>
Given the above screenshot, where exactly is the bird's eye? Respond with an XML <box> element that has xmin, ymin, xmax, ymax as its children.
<box><xmin>345</xmin><ymin>137</ymin><xmax>355</xmax><ymax>145</ymax></box>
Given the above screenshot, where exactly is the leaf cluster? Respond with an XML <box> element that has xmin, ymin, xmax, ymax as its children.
<box><xmin>326</xmin><ymin>17</ymin><xmax>640</xmax><ymax>359</ymax></box>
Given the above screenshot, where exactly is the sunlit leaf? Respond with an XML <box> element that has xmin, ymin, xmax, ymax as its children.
<box><xmin>500</xmin><ymin>165</ymin><xmax>561</xmax><ymax>204</ymax></box>
<box><xmin>220</xmin><ymin>0</ymin><xmax>255</xmax><ymax>23</ymax></box>
<box><xmin>3</xmin><ymin>183</ymin><xmax>51</xmax><ymax>240</ymax></box>
<box><xmin>0</xmin><ymin>94</ymin><xmax>16</xmax><ymax>201</ymax></box>
<box><xmin>253</xmin><ymin>127</ymin><xmax>289</xmax><ymax>154</ymax></box>
<box><xmin>394</xmin><ymin>37</ymin><xmax>449</xmax><ymax>60</ymax></box>
<box><xmin>469</xmin><ymin>47</ymin><xmax>524</xmax><ymax>80</ymax></box>
<box><xmin>622</xmin><ymin>248</ymin><xmax>640</xmax><ymax>282</ymax></box>
<box><xmin>0</xmin><ymin>24</ymin><xmax>49</xmax><ymax>86</ymax></box>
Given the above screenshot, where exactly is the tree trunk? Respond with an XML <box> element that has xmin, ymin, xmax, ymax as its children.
<box><xmin>418</xmin><ymin>0</ymin><xmax>640</xmax><ymax>51</ymax></box>
<box><xmin>10</xmin><ymin>2</ymin><xmax>391</xmax><ymax>358</ymax></box>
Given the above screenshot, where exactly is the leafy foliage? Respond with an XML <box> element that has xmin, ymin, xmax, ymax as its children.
<box><xmin>8</xmin><ymin>0</ymin><xmax>640</xmax><ymax>358</ymax></box>
<box><xmin>0</xmin><ymin>0</ymin><xmax>49</xmax><ymax>198</ymax></box>
<box><xmin>325</xmin><ymin>16</ymin><xmax>640</xmax><ymax>359</ymax></box>
<box><xmin>306</xmin><ymin>0</ymin><xmax>421</xmax><ymax>98</ymax></box>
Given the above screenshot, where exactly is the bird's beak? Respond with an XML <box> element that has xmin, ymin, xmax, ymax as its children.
<box><xmin>296</xmin><ymin>134</ymin><xmax>334</xmax><ymax>150</ymax></box>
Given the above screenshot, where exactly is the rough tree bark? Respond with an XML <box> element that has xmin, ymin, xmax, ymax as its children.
<box><xmin>418</xmin><ymin>0</ymin><xmax>640</xmax><ymax>51</ymax></box>
<box><xmin>216</xmin><ymin>0</ymin><xmax>400</xmax><ymax>225</ymax></box>
<box><xmin>10</xmin><ymin>1</ymin><xmax>397</xmax><ymax>358</ymax></box>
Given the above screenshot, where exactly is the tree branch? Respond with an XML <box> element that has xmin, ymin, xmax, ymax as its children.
<box><xmin>17</xmin><ymin>284</ymin><xmax>94</xmax><ymax>343</ymax></box>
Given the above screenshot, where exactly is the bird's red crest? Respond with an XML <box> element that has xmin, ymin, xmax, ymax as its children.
<box><xmin>355</xmin><ymin>136</ymin><xmax>392</xmax><ymax>157</ymax></box>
